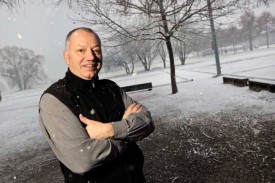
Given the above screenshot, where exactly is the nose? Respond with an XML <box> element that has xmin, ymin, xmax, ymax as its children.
<box><xmin>85</xmin><ymin>49</ymin><xmax>95</xmax><ymax>61</ymax></box>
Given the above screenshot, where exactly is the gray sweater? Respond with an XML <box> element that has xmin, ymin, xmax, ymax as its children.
<box><xmin>39</xmin><ymin>90</ymin><xmax>154</xmax><ymax>174</ymax></box>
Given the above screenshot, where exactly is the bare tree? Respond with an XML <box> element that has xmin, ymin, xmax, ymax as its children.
<box><xmin>158</xmin><ymin>42</ymin><xmax>167</xmax><ymax>68</ymax></box>
<box><xmin>174</xmin><ymin>39</ymin><xmax>191</xmax><ymax>65</ymax></box>
<box><xmin>173</xmin><ymin>26</ymin><xmax>194</xmax><ymax>65</ymax></box>
<box><xmin>52</xmin><ymin>0</ymin><xmax>223</xmax><ymax>93</ymax></box>
<box><xmin>0</xmin><ymin>46</ymin><xmax>47</xmax><ymax>90</ymax></box>
<box><xmin>0</xmin><ymin>0</ymin><xmax>24</xmax><ymax>9</ymax></box>
<box><xmin>191</xmin><ymin>32</ymin><xmax>211</xmax><ymax>57</ymax></box>
<box><xmin>54</xmin><ymin>0</ymin><xmax>274</xmax><ymax>93</ymax></box>
<box><xmin>239</xmin><ymin>10</ymin><xmax>257</xmax><ymax>51</ymax></box>
<box><xmin>111</xmin><ymin>49</ymin><xmax>136</xmax><ymax>74</ymax></box>
<box><xmin>107</xmin><ymin>36</ymin><xmax>139</xmax><ymax>74</ymax></box>
<box><xmin>216</xmin><ymin>26</ymin><xmax>237</xmax><ymax>54</ymax></box>
<box><xmin>109</xmin><ymin>54</ymin><xmax>135</xmax><ymax>74</ymax></box>
<box><xmin>256</xmin><ymin>11</ymin><xmax>275</xmax><ymax>48</ymax></box>
<box><xmin>136</xmin><ymin>39</ymin><xmax>158</xmax><ymax>71</ymax></box>
<box><xmin>228</xmin><ymin>25</ymin><xmax>239</xmax><ymax>53</ymax></box>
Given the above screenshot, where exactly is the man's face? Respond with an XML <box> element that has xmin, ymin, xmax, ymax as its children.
<box><xmin>64</xmin><ymin>30</ymin><xmax>102</xmax><ymax>80</ymax></box>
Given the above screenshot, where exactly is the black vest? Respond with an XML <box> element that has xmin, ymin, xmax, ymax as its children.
<box><xmin>43</xmin><ymin>70</ymin><xmax>145</xmax><ymax>183</ymax></box>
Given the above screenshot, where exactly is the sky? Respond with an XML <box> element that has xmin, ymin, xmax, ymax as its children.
<box><xmin>0</xmin><ymin>0</ymin><xmax>275</xmax><ymax>81</ymax></box>
<box><xmin>0</xmin><ymin>1</ymin><xmax>87</xmax><ymax>81</ymax></box>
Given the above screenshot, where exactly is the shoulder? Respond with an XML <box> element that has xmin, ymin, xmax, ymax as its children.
<box><xmin>40</xmin><ymin>93</ymin><xmax>63</xmax><ymax>109</ymax></box>
<box><xmin>44</xmin><ymin>79</ymin><xmax>67</xmax><ymax>95</ymax></box>
<box><xmin>39</xmin><ymin>78</ymin><xmax>77</xmax><ymax>113</ymax></box>
<box><xmin>39</xmin><ymin>93</ymin><xmax>70</xmax><ymax>116</ymax></box>
<box><xmin>41</xmin><ymin>78</ymin><xmax>72</xmax><ymax>102</ymax></box>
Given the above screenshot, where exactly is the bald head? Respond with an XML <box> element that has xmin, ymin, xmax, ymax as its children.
<box><xmin>65</xmin><ymin>27</ymin><xmax>101</xmax><ymax>51</ymax></box>
<box><xmin>63</xmin><ymin>27</ymin><xmax>103</xmax><ymax>80</ymax></box>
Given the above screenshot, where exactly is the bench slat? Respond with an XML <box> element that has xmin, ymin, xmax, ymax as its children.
<box><xmin>223</xmin><ymin>76</ymin><xmax>248</xmax><ymax>87</ymax></box>
<box><xmin>249</xmin><ymin>79</ymin><xmax>275</xmax><ymax>93</ymax></box>
<box><xmin>121</xmin><ymin>82</ymin><xmax>152</xmax><ymax>92</ymax></box>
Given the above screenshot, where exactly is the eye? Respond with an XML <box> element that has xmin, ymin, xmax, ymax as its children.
<box><xmin>78</xmin><ymin>49</ymin><xmax>85</xmax><ymax>53</ymax></box>
<box><xmin>93</xmin><ymin>49</ymin><xmax>102</xmax><ymax>55</ymax></box>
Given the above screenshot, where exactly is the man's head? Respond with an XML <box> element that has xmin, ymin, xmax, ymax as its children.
<box><xmin>64</xmin><ymin>27</ymin><xmax>102</xmax><ymax>80</ymax></box>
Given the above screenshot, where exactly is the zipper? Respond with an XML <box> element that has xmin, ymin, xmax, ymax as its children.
<box><xmin>88</xmin><ymin>85</ymin><xmax>107</xmax><ymax>122</ymax></box>
<box><xmin>124</xmin><ymin>162</ymin><xmax>132</xmax><ymax>183</ymax></box>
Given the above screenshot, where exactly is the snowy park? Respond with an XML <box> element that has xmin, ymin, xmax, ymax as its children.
<box><xmin>0</xmin><ymin>47</ymin><xmax>275</xmax><ymax>182</ymax></box>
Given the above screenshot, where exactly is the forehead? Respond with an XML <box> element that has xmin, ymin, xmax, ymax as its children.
<box><xmin>70</xmin><ymin>30</ymin><xmax>100</xmax><ymax>46</ymax></box>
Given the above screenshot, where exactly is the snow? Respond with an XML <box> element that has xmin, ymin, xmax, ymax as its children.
<box><xmin>17</xmin><ymin>34</ymin><xmax>22</xmax><ymax>39</ymax></box>
<box><xmin>0</xmin><ymin>47</ymin><xmax>275</xmax><ymax>177</ymax></box>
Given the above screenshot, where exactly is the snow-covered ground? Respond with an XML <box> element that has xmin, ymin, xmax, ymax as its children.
<box><xmin>0</xmin><ymin>47</ymin><xmax>274</xmax><ymax>182</ymax></box>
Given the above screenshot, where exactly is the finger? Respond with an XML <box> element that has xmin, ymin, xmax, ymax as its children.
<box><xmin>79</xmin><ymin>114</ymin><xmax>90</xmax><ymax>125</ymax></box>
<box><xmin>132</xmin><ymin>104</ymin><xmax>142</xmax><ymax>112</ymax></box>
<box><xmin>126</xmin><ymin>103</ymin><xmax>137</xmax><ymax>113</ymax></box>
<box><xmin>137</xmin><ymin>106</ymin><xmax>143</xmax><ymax>113</ymax></box>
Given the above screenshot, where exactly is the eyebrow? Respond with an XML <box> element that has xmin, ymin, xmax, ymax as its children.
<box><xmin>76</xmin><ymin>44</ymin><xmax>86</xmax><ymax>48</ymax></box>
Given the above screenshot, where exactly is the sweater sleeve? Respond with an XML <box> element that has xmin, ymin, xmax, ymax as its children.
<box><xmin>39</xmin><ymin>93</ymin><xmax>127</xmax><ymax>174</ymax></box>
<box><xmin>111</xmin><ymin>89</ymin><xmax>155</xmax><ymax>141</ymax></box>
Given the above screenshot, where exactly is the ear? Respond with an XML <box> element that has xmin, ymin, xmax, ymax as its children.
<box><xmin>63</xmin><ymin>51</ymin><xmax>69</xmax><ymax>66</ymax></box>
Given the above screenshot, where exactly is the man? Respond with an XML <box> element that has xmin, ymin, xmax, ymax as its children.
<box><xmin>39</xmin><ymin>27</ymin><xmax>155</xmax><ymax>183</ymax></box>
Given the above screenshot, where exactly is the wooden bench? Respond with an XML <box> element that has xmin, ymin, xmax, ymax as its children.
<box><xmin>223</xmin><ymin>76</ymin><xmax>249</xmax><ymax>87</ymax></box>
<box><xmin>248</xmin><ymin>79</ymin><xmax>275</xmax><ymax>93</ymax></box>
<box><xmin>121</xmin><ymin>82</ymin><xmax>152</xmax><ymax>92</ymax></box>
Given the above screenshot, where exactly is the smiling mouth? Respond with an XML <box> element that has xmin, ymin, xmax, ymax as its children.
<box><xmin>83</xmin><ymin>64</ymin><xmax>97</xmax><ymax>69</ymax></box>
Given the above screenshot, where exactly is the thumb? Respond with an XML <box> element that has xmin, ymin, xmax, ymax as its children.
<box><xmin>79</xmin><ymin>114</ymin><xmax>90</xmax><ymax>125</ymax></box>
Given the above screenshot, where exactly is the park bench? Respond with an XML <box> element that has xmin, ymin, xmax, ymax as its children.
<box><xmin>223</xmin><ymin>76</ymin><xmax>249</xmax><ymax>87</ymax></box>
<box><xmin>248</xmin><ymin>79</ymin><xmax>275</xmax><ymax>93</ymax></box>
<box><xmin>121</xmin><ymin>82</ymin><xmax>152</xmax><ymax>92</ymax></box>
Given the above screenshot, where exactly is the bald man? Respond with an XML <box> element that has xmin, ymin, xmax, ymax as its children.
<box><xmin>39</xmin><ymin>27</ymin><xmax>155</xmax><ymax>183</ymax></box>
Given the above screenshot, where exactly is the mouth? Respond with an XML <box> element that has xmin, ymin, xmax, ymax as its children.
<box><xmin>83</xmin><ymin>64</ymin><xmax>98</xmax><ymax>70</ymax></box>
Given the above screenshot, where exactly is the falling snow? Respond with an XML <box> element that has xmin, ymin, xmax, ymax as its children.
<box><xmin>0</xmin><ymin>47</ymin><xmax>275</xmax><ymax>182</ymax></box>
<box><xmin>17</xmin><ymin>34</ymin><xmax>22</xmax><ymax>39</ymax></box>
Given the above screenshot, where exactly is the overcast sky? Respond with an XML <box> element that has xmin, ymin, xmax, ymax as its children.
<box><xmin>0</xmin><ymin>1</ymin><xmax>87</xmax><ymax>81</ymax></box>
<box><xmin>1</xmin><ymin>1</ymin><xmax>275</xmax><ymax>81</ymax></box>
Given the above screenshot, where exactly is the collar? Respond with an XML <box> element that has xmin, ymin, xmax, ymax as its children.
<box><xmin>65</xmin><ymin>69</ymin><xmax>99</xmax><ymax>91</ymax></box>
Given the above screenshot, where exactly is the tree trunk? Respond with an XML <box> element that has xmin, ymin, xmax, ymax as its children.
<box><xmin>207</xmin><ymin>0</ymin><xmax>221</xmax><ymax>76</ymax></box>
<box><xmin>144</xmin><ymin>58</ymin><xmax>148</xmax><ymax>71</ymax></box>
<box><xmin>181</xmin><ymin>42</ymin><xmax>187</xmax><ymax>65</ymax></box>
<box><xmin>165</xmin><ymin>37</ymin><xmax>178</xmax><ymax>94</ymax></box>
<box><xmin>248</xmin><ymin>24</ymin><xmax>253</xmax><ymax>51</ymax></box>
<box><xmin>265</xmin><ymin>24</ymin><xmax>269</xmax><ymax>48</ymax></box>
<box><xmin>159</xmin><ymin>45</ymin><xmax>166</xmax><ymax>68</ymax></box>
<box><xmin>163</xmin><ymin>60</ymin><xmax>166</xmax><ymax>68</ymax></box>
<box><xmin>232</xmin><ymin>39</ymin><xmax>236</xmax><ymax>54</ymax></box>
<box><xmin>159</xmin><ymin>0</ymin><xmax>178</xmax><ymax>94</ymax></box>
<box><xmin>15</xmin><ymin>69</ymin><xmax>23</xmax><ymax>90</ymax></box>
<box><xmin>130</xmin><ymin>60</ymin><xmax>135</xmax><ymax>74</ymax></box>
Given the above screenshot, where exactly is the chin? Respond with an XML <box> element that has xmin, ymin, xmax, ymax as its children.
<box><xmin>81</xmin><ymin>68</ymin><xmax>100</xmax><ymax>80</ymax></box>
<box><xmin>87</xmin><ymin>72</ymin><xmax>98</xmax><ymax>80</ymax></box>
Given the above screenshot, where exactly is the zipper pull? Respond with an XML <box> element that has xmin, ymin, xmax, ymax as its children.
<box><xmin>92</xmin><ymin>81</ymin><xmax>95</xmax><ymax>88</ymax></box>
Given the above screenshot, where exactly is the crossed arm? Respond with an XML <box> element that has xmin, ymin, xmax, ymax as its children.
<box><xmin>79</xmin><ymin>103</ymin><xmax>143</xmax><ymax>139</ymax></box>
<box><xmin>39</xmin><ymin>90</ymin><xmax>154</xmax><ymax>174</ymax></box>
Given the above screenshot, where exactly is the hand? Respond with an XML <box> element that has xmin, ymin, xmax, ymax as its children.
<box><xmin>79</xmin><ymin>114</ymin><xmax>114</xmax><ymax>139</ymax></box>
<box><xmin>123</xmin><ymin>103</ymin><xmax>143</xmax><ymax>119</ymax></box>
